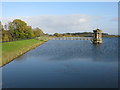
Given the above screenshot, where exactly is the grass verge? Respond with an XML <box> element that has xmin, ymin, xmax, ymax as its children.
<box><xmin>1</xmin><ymin>37</ymin><xmax>52</xmax><ymax>67</ymax></box>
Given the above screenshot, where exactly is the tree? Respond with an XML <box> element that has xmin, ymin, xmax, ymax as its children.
<box><xmin>1</xmin><ymin>19</ymin><xmax>45</xmax><ymax>41</ymax></box>
<box><xmin>24</xmin><ymin>26</ymin><xmax>34</xmax><ymax>38</ymax></box>
<box><xmin>2</xmin><ymin>30</ymin><xmax>10</xmax><ymax>41</ymax></box>
<box><xmin>54</xmin><ymin>33</ymin><xmax>60</xmax><ymax>37</ymax></box>
<box><xmin>0</xmin><ymin>21</ymin><xmax>3</xmax><ymax>41</ymax></box>
<box><xmin>33</xmin><ymin>28</ymin><xmax>44</xmax><ymax>37</ymax></box>
<box><xmin>8</xmin><ymin>19</ymin><xmax>34</xmax><ymax>40</ymax></box>
<box><xmin>0</xmin><ymin>21</ymin><xmax>3</xmax><ymax>31</ymax></box>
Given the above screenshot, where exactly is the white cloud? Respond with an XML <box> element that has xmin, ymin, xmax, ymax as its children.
<box><xmin>78</xmin><ymin>18</ymin><xmax>87</xmax><ymax>23</ymax></box>
<box><xmin>1</xmin><ymin>14</ymin><xmax>118</xmax><ymax>35</ymax></box>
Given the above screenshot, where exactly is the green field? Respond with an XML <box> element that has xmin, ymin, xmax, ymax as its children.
<box><xmin>1</xmin><ymin>37</ymin><xmax>51</xmax><ymax>67</ymax></box>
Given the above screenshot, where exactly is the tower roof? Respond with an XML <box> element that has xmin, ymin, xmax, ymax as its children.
<box><xmin>93</xmin><ymin>28</ymin><xmax>102</xmax><ymax>32</ymax></box>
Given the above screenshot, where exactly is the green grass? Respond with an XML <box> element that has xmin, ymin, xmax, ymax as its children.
<box><xmin>1</xmin><ymin>37</ymin><xmax>52</xmax><ymax>67</ymax></box>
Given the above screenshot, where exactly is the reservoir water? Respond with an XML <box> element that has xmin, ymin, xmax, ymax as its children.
<box><xmin>2</xmin><ymin>38</ymin><xmax>119</xmax><ymax>88</ymax></box>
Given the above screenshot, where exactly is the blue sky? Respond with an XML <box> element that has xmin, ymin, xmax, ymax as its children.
<box><xmin>2</xmin><ymin>2</ymin><xmax>117</xmax><ymax>17</ymax></box>
<box><xmin>2</xmin><ymin>2</ymin><xmax>118</xmax><ymax>34</ymax></box>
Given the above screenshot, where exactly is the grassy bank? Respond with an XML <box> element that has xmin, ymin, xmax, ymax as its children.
<box><xmin>1</xmin><ymin>37</ymin><xmax>52</xmax><ymax>67</ymax></box>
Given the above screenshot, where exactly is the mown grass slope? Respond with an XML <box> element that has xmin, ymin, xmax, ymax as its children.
<box><xmin>1</xmin><ymin>37</ymin><xmax>51</xmax><ymax>67</ymax></box>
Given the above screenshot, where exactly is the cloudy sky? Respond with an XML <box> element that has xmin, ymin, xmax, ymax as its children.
<box><xmin>1</xmin><ymin>2</ymin><xmax>118</xmax><ymax>34</ymax></box>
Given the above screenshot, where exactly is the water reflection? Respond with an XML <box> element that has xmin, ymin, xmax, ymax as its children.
<box><xmin>92</xmin><ymin>38</ymin><xmax>118</xmax><ymax>62</ymax></box>
<box><xmin>2</xmin><ymin>38</ymin><xmax>118</xmax><ymax>88</ymax></box>
<box><xmin>26</xmin><ymin>38</ymin><xmax>118</xmax><ymax>62</ymax></box>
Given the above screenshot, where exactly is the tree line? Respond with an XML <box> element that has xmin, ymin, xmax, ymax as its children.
<box><xmin>0</xmin><ymin>19</ymin><xmax>118</xmax><ymax>42</ymax></box>
<box><xmin>53</xmin><ymin>32</ymin><xmax>109</xmax><ymax>37</ymax></box>
<box><xmin>0</xmin><ymin>19</ymin><xmax>44</xmax><ymax>42</ymax></box>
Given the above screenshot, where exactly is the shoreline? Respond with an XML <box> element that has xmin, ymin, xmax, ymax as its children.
<box><xmin>1</xmin><ymin>39</ymin><xmax>50</xmax><ymax>67</ymax></box>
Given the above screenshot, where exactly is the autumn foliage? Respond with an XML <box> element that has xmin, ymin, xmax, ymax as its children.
<box><xmin>0</xmin><ymin>19</ymin><xmax>44</xmax><ymax>42</ymax></box>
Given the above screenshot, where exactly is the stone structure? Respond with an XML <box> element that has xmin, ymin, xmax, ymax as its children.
<box><xmin>93</xmin><ymin>29</ymin><xmax>102</xmax><ymax>44</ymax></box>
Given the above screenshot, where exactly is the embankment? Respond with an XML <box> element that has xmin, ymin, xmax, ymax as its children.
<box><xmin>1</xmin><ymin>38</ymin><xmax>51</xmax><ymax>67</ymax></box>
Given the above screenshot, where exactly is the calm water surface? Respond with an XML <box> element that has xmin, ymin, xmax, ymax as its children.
<box><xmin>2</xmin><ymin>38</ymin><xmax>119</xmax><ymax>88</ymax></box>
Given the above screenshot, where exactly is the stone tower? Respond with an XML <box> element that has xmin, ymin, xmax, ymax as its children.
<box><xmin>93</xmin><ymin>29</ymin><xmax>102</xmax><ymax>44</ymax></box>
